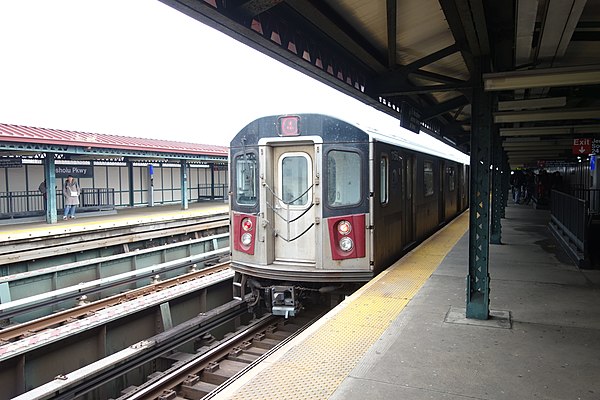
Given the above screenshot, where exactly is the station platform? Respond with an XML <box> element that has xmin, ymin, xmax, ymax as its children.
<box><xmin>214</xmin><ymin>204</ymin><xmax>600</xmax><ymax>400</ymax></box>
<box><xmin>0</xmin><ymin>201</ymin><xmax>229</xmax><ymax>243</ymax></box>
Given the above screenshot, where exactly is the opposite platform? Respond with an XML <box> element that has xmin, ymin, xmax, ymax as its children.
<box><xmin>0</xmin><ymin>201</ymin><xmax>229</xmax><ymax>243</ymax></box>
<box><xmin>215</xmin><ymin>203</ymin><xmax>600</xmax><ymax>400</ymax></box>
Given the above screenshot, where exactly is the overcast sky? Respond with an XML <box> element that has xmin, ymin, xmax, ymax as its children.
<box><xmin>0</xmin><ymin>0</ymin><xmax>396</xmax><ymax>147</ymax></box>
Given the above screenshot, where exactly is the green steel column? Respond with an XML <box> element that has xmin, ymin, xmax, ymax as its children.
<box><xmin>43</xmin><ymin>154</ymin><xmax>57</xmax><ymax>224</ymax></box>
<box><xmin>128</xmin><ymin>161</ymin><xmax>134</xmax><ymax>207</ymax></box>
<box><xmin>466</xmin><ymin>59</ymin><xmax>492</xmax><ymax>320</ymax></box>
<box><xmin>181</xmin><ymin>160</ymin><xmax>188</xmax><ymax>210</ymax></box>
<box><xmin>210</xmin><ymin>163</ymin><xmax>215</xmax><ymax>199</ymax></box>
<box><xmin>501</xmin><ymin>153</ymin><xmax>509</xmax><ymax>218</ymax></box>
<box><xmin>490</xmin><ymin>127</ymin><xmax>503</xmax><ymax>244</ymax></box>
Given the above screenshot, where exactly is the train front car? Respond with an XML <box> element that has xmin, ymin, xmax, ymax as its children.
<box><xmin>230</xmin><ymin>114</ymin><xmax>371</xmax><ymax>317</ymax></box>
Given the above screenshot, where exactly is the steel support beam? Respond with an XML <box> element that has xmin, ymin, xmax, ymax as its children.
<box><xmin>491</xmin><ymin>126</ymin><xmax>503</xmax><ymax>244</ymax></box>
<box><xmin>181</xmin><ymin>160</ymin><xmax>189</xmax><ymax>210</ymax></box>
<box><xmin>501</xmin><ymin>153</ymin><xmax>509</xmax><ymax>218</ymax></box>
<box><xmin>210</xmin><ymin>163</ymin><xmax>216</xmax><ymax>200</ymax></box>
<box><xmin>43</xmin><ymin>154</ymin><xmax>57</xmax><ymax>224</ymax></box>
<box><xmin>466</xmin><ymin>58</ymin><xmax>491</xmax><ymax>320</ymax></box>
<box><xmin>386</xmin><ymin>0</ymin><xmax>397</xmax><ymax>68</ymax></box>
<box><xmin>128</xmin><ymin>161</ymin><xmax>134</xmax><ymax>207</ymax></box>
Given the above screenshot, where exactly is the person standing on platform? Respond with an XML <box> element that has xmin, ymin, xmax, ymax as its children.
<box><xmin>63</xmin><ymin>175</ymin><xmax>80</xmax><ymax>220</ymax></box>
<box><xmin>39</xmin><ymin>180</ymin><xmax>47</xmax><ymax>210</ymax></box>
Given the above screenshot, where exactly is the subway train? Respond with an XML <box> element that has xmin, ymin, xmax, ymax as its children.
<box><xmin>229</xmin><ymin>113</ymin><xmax>469</xmax><ymax>317</ymax></box>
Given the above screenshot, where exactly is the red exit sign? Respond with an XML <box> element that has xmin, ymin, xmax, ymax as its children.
<box><xmin>573</xmin><ymin>138</ymin><xmax>592</xmax><ymax>155</ymax></box>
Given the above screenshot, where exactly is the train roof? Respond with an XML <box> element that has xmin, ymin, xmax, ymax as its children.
<box><xmin>354</xmin><ymin>119</ymin><xmax>470</xmax><ymax>165</ymax></box>
<box><xmin>234</xmin><ymin>113</ymin><xmax>469</xmax><ymax>165</ymax></box>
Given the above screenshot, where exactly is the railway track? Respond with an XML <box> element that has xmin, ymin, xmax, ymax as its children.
<box><xmin>0</xmin><ymin>262</ymin><xmax>231</xmax><ymax>345</ymax></box>
<box><xmin>14</xmin><ymin>299</ymin><xmax>327</xmax><ymax>400</ymax></box>
<box><xmin>0</xmin><ymin>213</ymin><xmax>229</xmax><ymax>268</ymax></box>
<box><xmin>117</xmin><ymin>308</ymin><xmax>326</xmax><ymax>400</ymax></box>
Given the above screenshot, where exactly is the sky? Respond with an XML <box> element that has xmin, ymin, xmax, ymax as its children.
<box><xmin>0</xmin><ymin>0</ymin><xmax>468</xmax><ymax>163</ymax></box>
<box><xmin>0</xmin><ymin>0</ymin><xmax>379</xmax><ymax>146</ymax></box>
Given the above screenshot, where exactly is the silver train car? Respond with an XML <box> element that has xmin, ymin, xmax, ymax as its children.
<box><xmin>229</xmin><ymin>114</ymin><xmax>469</xmax><ymax>316</ymax></box>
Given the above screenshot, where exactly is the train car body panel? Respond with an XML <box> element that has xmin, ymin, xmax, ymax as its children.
<box><xmin>230</xmin><ymin>114</ymin><xmax>469</xmax><ymax>316</ymax></box>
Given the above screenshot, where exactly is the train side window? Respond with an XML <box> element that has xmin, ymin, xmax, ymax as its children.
<box><xmin>380</xmin><ymin>155</ymin><xmax>389</xmax><ymax>204</ymax></box>
<box><xmin>327</xmin><ymin>150</ymin><xmax>361</xmax><ymax>207</ymax></box>
<box><xmin>448</xmin><ymin>167</ymin><xmax>456</xmax><ymax>191</ymax></box>
<box><xmin>235</xmin><ymin>153</ymin><xmax>257</xmax><ymax>205</ymax></box>
<box><xmin>424</xmin><ymin>161</ymin><xmax>434</xmax><ymax>197</ymax></box>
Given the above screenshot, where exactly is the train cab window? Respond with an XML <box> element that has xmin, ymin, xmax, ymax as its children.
<box><xmin>327</xmin><ymin>150</ymin><xmax>361</xmax><ymax>207</ymax></box>
<box><xmin>380</xmin><ymin>155</ymin><xmax>389</xmax><ymax>204</ymax></box>
<box><xmin>235</xmin><ymin>153</ymin><xmax>257</xmax><ymax>205</ymax></box>
<box><xmin>279</xmin><ymin>153</ymin><xmax>311</xmax><ymax>206</ymax></box>
<box><xmin>424</xmin><ymin>161</ymin><xmax>434</xmax><ymax>197</ymax></box>
<box><xmin>448</xmin><ymin>167</ymin><xmax>456</xmax><ymax>192</ymax></box>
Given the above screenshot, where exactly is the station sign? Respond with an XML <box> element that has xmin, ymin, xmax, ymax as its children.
<box><xmin>0</xmin><ymin>158</ymin><xmax>23</xmax><ymax>168</ymax></box>
<box><xmin>400</xmin><ymin>102</ymin><xmax>422</xmax><ymax>134</ymax></box>
<box><xmin>55</xmin><ymin>165</ymin><xmax>94</xmax><ymax>178</ymax></box>
<box><xmin>593</xmin><ymin>139</ymin><xmax>600</xmax><ymax>155</ymax></box>
<box><xmin>572</xmin><ymin>138</ymin><xmax>592</xmax><ymax>155</ymax></box>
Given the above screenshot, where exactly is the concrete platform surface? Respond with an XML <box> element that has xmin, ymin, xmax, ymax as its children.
<box><xmin>330</xmin><ymin>203</ymin><xmax>600</xmax><ymax>400</ymax></box>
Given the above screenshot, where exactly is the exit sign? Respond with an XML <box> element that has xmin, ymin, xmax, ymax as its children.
<box><xmin>573</xmin><ymin>138</ymin><xmax>592</xmax><ymax>155</ymax></box>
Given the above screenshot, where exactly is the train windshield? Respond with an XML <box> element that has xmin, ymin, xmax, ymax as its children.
<box><xmin>235</xmin><ymin>153</ymin><xmax>257</xmax><ymax>205</ymax></box>
<box><xmin>327</xmin><ymin>150</ymin><xmax>361</xmax><ymax>207</ymax></box>
<box><xmin>280</xmin><ymin>153</ymin><xmax>311</xmax><ymax>206</ymax></box>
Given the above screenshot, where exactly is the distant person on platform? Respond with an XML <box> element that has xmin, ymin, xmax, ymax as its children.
<box><xmin>63</xmin><ymin>175</ymin><xmax>80</xmax><ymax>220</ymax></box>
<box><xmin>39</xmin><ymin>180</ymin><xmax>47</xmax><ymax>210</ymax></box>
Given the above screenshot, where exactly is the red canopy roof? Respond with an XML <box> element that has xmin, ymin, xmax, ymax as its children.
<box><xmin>0</xmin><ymin>123</ymin><xmax>228</xmax><ymax>156</ymax></box>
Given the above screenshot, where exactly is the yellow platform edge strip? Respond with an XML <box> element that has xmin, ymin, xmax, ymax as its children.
<box><xmin>0</xmin><ymin>204</ymin><xmax>229</xmax><ymax>239</ymax></box>
<box><xmin>229</xmin><ymin>210</ymin><xmax>470</xmax><ymax>400</ymax></box>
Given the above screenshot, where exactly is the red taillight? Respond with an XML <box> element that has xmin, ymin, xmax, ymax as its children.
<box><xmin>337</xmin><ymin>220</ymin><xmax>352</xmax><ymax>235</ymax></box>
<box><xmin>233</xmin><ymin>213</ymin><xmax>256</xmax><ymax>255</ymax></box>
<box><xmin>327</xmin><ymin>215</ymin><xmax>366</xmax><ymax>260</ymax></box>
<box><xmin>242</xmin><ymin>218</ymin><xmax>253</xmax><ymax>232</ymax></box>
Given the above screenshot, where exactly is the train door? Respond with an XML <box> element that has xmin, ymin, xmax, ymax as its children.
<box><xmin>403</xmin><ymin>155</ymin><xmax>416</xmax><ymax>247</ymax></box>
<box><xmin>438</xmin><ymin>161</ymin><xmax>446</xmax><ymax>224</ymax></box>
<box><xmin>270</xmin><ymin>144</ymin><xmax>319</xmax><ymax>265</ymax></box>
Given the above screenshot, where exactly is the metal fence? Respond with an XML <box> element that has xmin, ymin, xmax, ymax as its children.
<box><xmin>0</xmin><ymin>188</ymin><xmax>115</xmax><ymax>219</ymax></box>
<box><xmin>550</xmin><ymin>189</ymin><xmax>588</xmax><ymax>259</ymax></box>
<box><xmin>80</xmin><ymin>188</ymin><xmax>116</xmax><ymax>209</ymax></box>
<box><xmin>0</xmin><ymin>191</ymin><xmax>45</xmax><ymax>216</ymax></box>
<box><xmin>569</xmin><ymin>188</ymin><xmax>600</xmax><ymax>215</ymax></box>
<box><xmin>198</xmin><ymin>184</ymin><xmax>228</xmax><ymax>200</ymax></box>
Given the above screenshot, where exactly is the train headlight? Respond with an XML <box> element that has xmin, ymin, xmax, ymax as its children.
<box><xmin>241</xmin><ymin>232</ymin><xmax>253</xmax><ymax>246</ymax></box>
<box><xmin>242</xmin><ymin>218</ymin><xmax>253</xmax><ymax>232</ymax></box>
<box><xmin>339</xmin><ymin>236</ymin><xmax>354</xmax><ymax>252</ymax></box>
<box><xmin>337</xmin><ymin>220</ymin><xmax>352</xmax><ymax>235</ymax></box>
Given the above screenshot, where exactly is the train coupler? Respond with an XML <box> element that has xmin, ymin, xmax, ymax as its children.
<box><xmin>270</xmin><ymin>285</ymin><xmax>298</xmax><ymax>318</ymax></box>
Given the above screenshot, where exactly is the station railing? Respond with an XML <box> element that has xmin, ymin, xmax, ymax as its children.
<box><xmin>569</xmin><ymin>188</ymin><xmax>600</xmax><ymax>215</ymax></box>
<box><xmin>0</xmin><ymin>191</ymin><xmax>44</xmax><ymax>217</ymax></box>
<box><xmin>0</xmin><ymin>188</ymin><xmax>116</xmax><ymax>219</ymax></box>
<box><xmin>549</xmin><ymin>190</ymin><xmax>589</xmax><ymax>267</ymax></box>
<box><xmin>80</xmin><ymin>188</ymin><xmax>116</xmax><ymax>209</ymax></box>
<box><xmin>198</xmin><ymin>184</ymin><xmax>228</xmax><ymax>200</ymax></box>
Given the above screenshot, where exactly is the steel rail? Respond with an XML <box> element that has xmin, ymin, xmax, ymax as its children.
<box><xmin>0</xmin><ymin>247</ymin><xmax>229</xmax><ymax>321</ymax></box>
<box><xmin>121</xmin><ymin>314</ymin><xmax>280</xmax><ymax>400</ymax></box>
<box><xmin>0</xmin><ymin>215</ymin><xmax>228</xmax><ymax>264</ymax></box>
<box><xmin>13</xmin><ymin>299</ymin><xmax>252</xmax><ymax>400</ymax></box>
<box><xmin>122</xmin><ymin>309</ymin><xmax>326</xmax><ymax>400</ymax></box>
<box><xmin>0</xmin><ymin>262</ymin><xmax>232</xmax><ymax>343</ymax></box>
